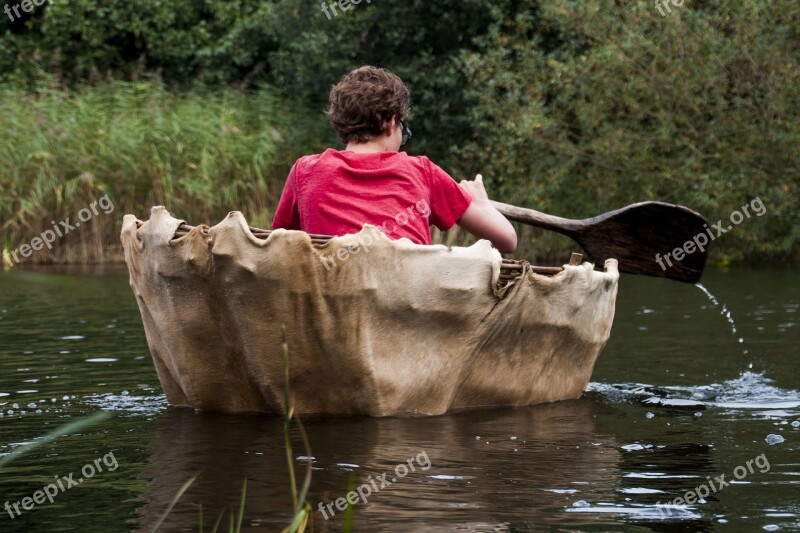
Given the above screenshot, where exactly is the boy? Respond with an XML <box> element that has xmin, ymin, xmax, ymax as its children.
<box><xmin>272</xmin><ymin>66</ymin><xmax>517</xmax><ymax>253</ymax></box>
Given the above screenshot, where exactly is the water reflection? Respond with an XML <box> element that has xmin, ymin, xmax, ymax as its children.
<box><xmin>134</xmin><ymin>399</ymin><xmax>622</xmax><ymax>531</ymax></box>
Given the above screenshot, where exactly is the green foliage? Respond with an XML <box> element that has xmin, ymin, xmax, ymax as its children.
<box><xmin>454</xmin><ymin>0</ymin><xmax>800</xmax><ymax>263</ymax></box>
<box><xmin>1</xmin><ymin>0</ymin><xmax>797</xmax><ymax>264</ymax></box>
<box><xmin>1</xmin><ymin>1</ymin><xmax>279</xmax><ymax>86</ymax></box>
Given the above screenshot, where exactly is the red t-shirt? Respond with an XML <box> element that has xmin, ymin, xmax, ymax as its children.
<box><xmin>271</xmin><ymin>148</ymin><xmax>471</xmax><ymax>244</ymax></box>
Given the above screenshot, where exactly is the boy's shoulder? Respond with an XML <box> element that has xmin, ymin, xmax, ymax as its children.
<box><xmin>292</xmin><ymin>150</ymin><xmax>444</xmax><ymax>186</ymax></box>
<box><xmin>404</xmin><ymin>153</ymin><xmax>433</xmax><ymax>166</ymax></box>
<box><xmin>297</xmin><ymin>149</ymin><xmax>433</xmax><ymax>168</ymax></box>
<box><xmin>295</xmin><ymin>150</ymin><xmax>330</xmax><ymax>167</ymax></box>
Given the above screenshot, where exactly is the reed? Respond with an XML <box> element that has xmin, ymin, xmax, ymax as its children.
<box><xmin>0</xmin><ymin>412</ymin><xmax>110</xmax><ymax>468</ymax></box>
<box><xmin>281</xmin><ymin>325</ymin><xmax>314</xmax><ymax>533</ymax></box>
<box><xmin>0</xmin><ymin>79</ymin><xmax>323</xmax><ymax>266</ymax></box>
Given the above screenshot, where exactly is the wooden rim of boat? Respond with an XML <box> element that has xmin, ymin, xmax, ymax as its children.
<box><xmin>137</xmin><ymin>221</ymin><xmax>583</xmax><ymax>284</ymax></box>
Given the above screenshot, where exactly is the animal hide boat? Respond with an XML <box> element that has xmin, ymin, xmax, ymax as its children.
<box><xmin>122</xmin><ymin>206</ymin><xmax>619</xmax><ymax>416</ymax></box>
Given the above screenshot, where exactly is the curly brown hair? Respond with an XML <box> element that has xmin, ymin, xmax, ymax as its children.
<box><xmin>327</xmin><ymin>66</ymin><xmax>410</xmax><ymax>144</ymax></box>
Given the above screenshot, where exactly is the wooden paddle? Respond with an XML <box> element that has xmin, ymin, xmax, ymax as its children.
<box><xmin>491</xmin><ymin>200</ymin><xmax>709</xmax><ymax>283</ymax></box>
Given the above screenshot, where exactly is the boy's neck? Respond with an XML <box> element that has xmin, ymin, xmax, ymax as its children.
<box><xmin>345</xmin><ymin>139</ymin><xmax>394</xmax><ymax>153</ymax></box>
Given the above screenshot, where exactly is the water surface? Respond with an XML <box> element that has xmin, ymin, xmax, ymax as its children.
<box><xmin>0</xmin><ymin>266</ymin><xmax>797</xmax><ymax>531</ymax></box>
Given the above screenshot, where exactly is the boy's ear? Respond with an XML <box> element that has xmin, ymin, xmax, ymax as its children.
<box><xmin>383</xmin><ymin>116</ymin><xmax>396</xmax><ymax>137</ymax></box>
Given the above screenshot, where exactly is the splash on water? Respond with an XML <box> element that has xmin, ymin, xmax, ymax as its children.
<box><xmin>695</xmin><ymin>283</ymin><xmax>747</xmax><ymax>356</ymax></box>
<box><xmin>590</xmin><ymin>371</ymin><xmax>800</xmax><ymax>411</ymax></box>
<box><xmin>666</xmin><ymin>371</ymin><xmax>800</xmax><ymax>409</ymax></box>
<box><xmin>565</xmin><ymin>501</ymin><xmax>702</xmax><ymax>520</ymax></box>
<box><xmin>82</xmin><ymin>390</ymin><xmax>167</xmax><ymax>415</ymax></box>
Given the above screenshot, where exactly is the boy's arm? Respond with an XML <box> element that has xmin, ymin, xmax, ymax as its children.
<box><xmin>457</xmin><ymin>175</ymin><xmax>517</xmax><ymax>254</ymax></box>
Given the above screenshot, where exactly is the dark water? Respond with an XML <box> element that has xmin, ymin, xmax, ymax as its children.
<box><xmin>0</xmin><ymin>266</ymin><xmax>798</xmax><ymax>532</ymax></box>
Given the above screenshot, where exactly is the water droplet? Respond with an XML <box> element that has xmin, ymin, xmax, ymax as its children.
<box><xmin>475</xmin><ymin>436</ymin><xmax>481</xmax><ymax>440</ymax></box>
<box><xmin>695</xmin><ymin>284</ymin><xmax>748</xmax><ymax>356</ymax></box>
<box><xmin>510</xmin><ymin>436</ymin><xmax>517</xmax><ymax>441</ymax></box>
<box><xmin>572</xmin><ymin>500</ymin><xmax>590</xmax><ymax>508</ymax></box>
<box><xmin>694</xmin><ymin>412</ymin><xmax>703</xmax><ymax>418</ymax></box>
<box><xmin>765</xmin><ymin>434</ymin><xmax>785</xmax><ymax>445</ymax></box>
<box><xmin>645</xmin><ymin>412</ymin><xmax>655</xmax><ymax>419</ymax></box>
<box><xmin>791</xmin><ymin>420</ymin><xmax>800</xmax><ymax>428</ymax></box>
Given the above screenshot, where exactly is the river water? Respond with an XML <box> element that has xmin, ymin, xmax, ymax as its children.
<box><xmin>0</xmin><ymin>266</ymin><xmax>797</xmax><ymax>532</ymax></box>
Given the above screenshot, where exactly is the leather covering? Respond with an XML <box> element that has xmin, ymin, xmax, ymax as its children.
<box><xmin>122</xmin><ymin>206</ymin><xmax>619</xmax><ymax>416</ymax></box>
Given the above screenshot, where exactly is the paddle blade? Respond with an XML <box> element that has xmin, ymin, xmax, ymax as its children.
<box><xmin>576</xmin><ymin>202</ymin><xmax>709</xmax><ymax>283</ymax></box>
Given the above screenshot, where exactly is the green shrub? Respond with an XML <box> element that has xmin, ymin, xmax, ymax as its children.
<box><xmin>454</xmin><ymin>0</ymin><xmax>799</xmax><ymax>264</ymax></box>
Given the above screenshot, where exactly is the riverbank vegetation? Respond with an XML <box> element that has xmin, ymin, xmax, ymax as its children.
<box><xmin>0</xmin><ymin>81</ymin><xmax>325</xmax><ymax>263</ymax></box>
<box><xmin>1</xmin><ymin>0</ymin><xmax>797</xmax><ymax>265</ymax></box>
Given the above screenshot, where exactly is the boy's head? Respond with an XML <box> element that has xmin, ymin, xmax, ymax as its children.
<box><xmin>327</xmin><ymin>66</ymin><xmax>410</xmax><ymax>145</ymax></box>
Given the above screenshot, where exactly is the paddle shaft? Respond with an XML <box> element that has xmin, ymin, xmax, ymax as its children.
<box><xmin>490</xmin><ymin>201</ymin><xmax>585</xmax><ymax>236</ymax></box>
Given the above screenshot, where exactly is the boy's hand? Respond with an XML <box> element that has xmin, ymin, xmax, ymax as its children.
<box><xmin>456</xmin><ymin>173</ymin><xmax>517</xmax><ymax>253</ymax></box>
<box><xmin>459</xmin><ymin>174</ymin><xmax>490</xmax><ymax>204</ymax></box>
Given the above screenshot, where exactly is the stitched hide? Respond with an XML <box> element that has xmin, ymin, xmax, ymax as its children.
<box><xmin>122</xmin><ymin>206</ymin><xmax>619</xmax><ymax>416</ymax></box>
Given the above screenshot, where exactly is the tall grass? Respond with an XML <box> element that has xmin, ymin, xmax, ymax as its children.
<box><xmin>0</xmin><ymin>411</ymin><xmax>111</xmax><ymax>468</ymax></box>
<box><xmin>281</xmin><ymin>325</ymin><xmax>313</xmax><ymax>533</ymax></box>
<box><xmin>0</xmin><ymin>79</ymin><xmax>326</xmax><ymax>265</ymax></box>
